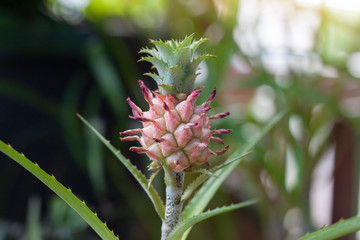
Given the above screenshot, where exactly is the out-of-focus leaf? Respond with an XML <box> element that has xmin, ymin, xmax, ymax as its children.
<box><xmin>0</xmin><ymin>80</ymin><xmax>58</xmax><ymax>117</ymax></box>
<box><xmin>85</xmin><ymin>39</ymin><xmax>126</xmax><ymax>120</ymax></box>
<box><xmin>25</xmin><ymin>196</ymin><xmax>43</xmax><ymax>240</ymax></box>
<box><xmin>83</xmin><ymin>86</ymin><xmax>107</xmax><ymax>194</ymax></box>
<box><xmin>298</xmin><ymin>216</ymin><xmax>360</xmax><ymax>240</ymax></box>
<box><xmin>60</xmin><ymin>77</ymin><xmax>86</xmax><ymax>166</ymax></box>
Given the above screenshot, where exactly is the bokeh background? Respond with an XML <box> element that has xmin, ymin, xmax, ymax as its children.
<box><xmin>1</xmin><ymin>0</ymin><xmax>360</xmax><ymax>239</ymax></box>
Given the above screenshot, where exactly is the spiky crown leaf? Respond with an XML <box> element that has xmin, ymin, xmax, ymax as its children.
<box><xmin>139</xmin><ymin>34</ymin><xmax>214</xmax><ymax>96</ymax></box>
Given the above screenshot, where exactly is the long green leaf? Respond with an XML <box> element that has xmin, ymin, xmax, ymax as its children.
<box><xmin>26</xmin><ymin>196</ymin><xmax>43</xmax><ymax>240</ymax></box>
<box><xmin>85</xmin><ymin>39</ymin><xmax>126</xmax><ymax>121</ymax></box>
<box><xmin>179</xmin><ymin>109</ymin><xmax>286</xmax><ymax>239</ymax></box>
<box><xmin>168</xmin><ymin>199</ymin><xmax>258</xmax><ymax>240</ymax></box>
<box><xmin>299</xmin><ymin>216</ymin><xmax>360</xmax><ymax>240</ymax></box>
<box><xmin>0</xmin><ymin>140</ymin><xmax>118</xmax><ymax>240</ymax></box>
<box><xmin>181</xmin><ymin>173</ymin><xmax>209</xmax><ymax>203</ymax></box>
<box><xmin>77</xmin><ymin>114</ymin><xmax>165</xmax><ymax>220</ymax></box>
<box><xmin>181</xmin><ymin>151</ymin><xmax>251</xmax><ymax>202</ymax></box>
<box><xmin>0</xmin><ymin>80</ymin><xmax>58</xmax><ymax>118</ymax></box>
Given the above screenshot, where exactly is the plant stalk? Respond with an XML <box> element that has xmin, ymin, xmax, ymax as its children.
<box><xmin>161</xmin><ymin>171</ymin><xmax>185</xmax><ymax>240</ymax></box>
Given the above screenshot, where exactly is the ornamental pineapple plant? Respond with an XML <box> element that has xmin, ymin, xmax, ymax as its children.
<box><xmin>120</xmin><ymin>34</ymin><xmax>232</xmax><ymax>239</ymax></box>
<box><xmin>1</xmin><ymin>33</ymin><xmax>355</xmax><ymax>240</ymax></box>
<box><xmin>120</xmin><ymin>35</ymin><xmax>231</xmax><ymax>173</ymax></box>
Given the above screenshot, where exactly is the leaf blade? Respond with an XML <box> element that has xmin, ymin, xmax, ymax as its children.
<box><xmin>77</xmin><ymin>114</ymin><xmax>165</xmax><ymax>220</ymax></box>
<box><xmin>181</xmin><ymin>173</ymin><xmax>209</xmax><ymax>202</ymax></box>
<box><xmin>298</xmin><ymin>216</ymin><xmax>360</xmax><ymax>240</ymax></box>
<box><xmin>0</xmin><ymin>140</ymin><xmax>118</xmax><ymax>240</ymax></box>
<box><xmin>179</xmin><ymin>109</ymin><xmax>286</xmax><ymax>239</ymax></box>
<box><xmin>168</xmin><ymin>199</ymin><xmax>258</xmax><ymax>240</ymax></box>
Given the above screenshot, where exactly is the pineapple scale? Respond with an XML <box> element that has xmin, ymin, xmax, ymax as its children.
<box><xmin>120</xmin><ymin>80</ymin><xmax>231</xmax><ymax>172</ymax></box>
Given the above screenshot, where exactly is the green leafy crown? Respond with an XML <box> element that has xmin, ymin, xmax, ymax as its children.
<box><xmin>139</xmin><ymin>34</ymin><xmax>214</xmax><ymax>96</ymax></box>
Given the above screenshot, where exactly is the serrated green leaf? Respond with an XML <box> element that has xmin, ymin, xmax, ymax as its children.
<box><xmin>169</xmin><ymin>40</ymin><xmax>177</xmax><ymax>49</ymax></box>
<box><xmin>210</xmin><ymin>151</ymin><xmax>252</xmax><ymax>172</ymax></box>
<box><xmin>168</xmin><ymin>65</ymin><xmax>186</xmax><ymax>84</ymax></box>
<box><xmin>171</xmin><ymin>48</ymin><xmax>192</xmax><ymax>68</ymax></box>
<box><xmin>158</xmin><ymin>84</ymin><xmax>174</xmax><ymax>95</ymax></box>
<box><xmin>147</xmin><ymin>167</ymin><xmax>161</xmax><ymax>188</ymax></box>
<box><xmin>181</xmin><ymin>151</ymin><xmax>251</xmax><ymax>203</ymax></box>
<box><xmin>77</xmin><ymin>114</ymin><xmax>165</xmax><ymax>220</ymax></box>
<box><xmin>179</xmin><ymin>109</ymin><xmax>286</xmax><ymax>239</ymax></box>
<box><xmin>145</xmin><ymin>72</ymin><xmax>163</xmax><ymax>84</ymax></box>
<box><xmin>189</xmin><ymin>38</ymin><xmax>208</xmax><ymax>56</ymax></box>
<box><xmin>0</xmin><ymin>140</ymin><xmax>118</xmax><ymax>240</ymax></box>
<box><xmin>168</xmin><ymin>199</ymin><xmax>258</xmax><ymax>240</ymax></box>
<box><xmin>139</xmin><ymin>47</ymin><xmax>158</xmax><ymax>57</ymax></box>
<box><xmin>167</xmin><ymin>65</ymin><xmax>187</xmax><ymax>92</ymax></box>
<box><xmin>188</xmin><ymin>54</ymin><xmax>215</xmax><ymax>73</ymax></box>
<box><xmin>182</xmin><ymin>73</ymin><xmax>198</xmax><ymax>90</ymax></box>
<box><xmin>152</xmin><ymin>41</ymin><xmax>174</xmax><ymax>61</ymax></box>
<box><xmin>140</xmin><ymin>35</ymin><xmax>210</xmax><ymax>95</ymax></box>
<box><xmin>139</xmin><ymin>56</ymin><xmax>168</xmax><ymax>77</ymax></box>
<box><xmin>178</xmin><ymin>33</ymin><xmax>195</xmax><ymax>48</ymax></box>
<box><xmin>298</xmin><ymin>216</ymin><xmax>360</xmax><ymax>240</ymax></box>
<box><xmin>181</xmin><ymin>173</ymin><xmax>209</xmax><ymax>202</ymax></box>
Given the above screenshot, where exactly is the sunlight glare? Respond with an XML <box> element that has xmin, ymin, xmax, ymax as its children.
<box><xmin>325</xmin><ymin>0</ymin><xmax>360</xmax><ymax>12</ymax></box>
<box><xmin>296</xmin><ymin>0</ymin><xmax>360</xmax><ymax>12</ymax></box>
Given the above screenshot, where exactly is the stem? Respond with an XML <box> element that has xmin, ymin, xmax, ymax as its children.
<box><xmin>161</xmin><ymin>171</ymin><xmax>185</xmax><ymax>240</ymax></box>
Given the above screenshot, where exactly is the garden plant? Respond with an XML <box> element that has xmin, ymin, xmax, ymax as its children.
<box><xmin>1</xmin><ymin>34</ymin><xmax>360</xmax><ymax>240</ymax></box>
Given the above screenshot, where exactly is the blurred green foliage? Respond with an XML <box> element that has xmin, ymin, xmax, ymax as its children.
<box><xmin>1</xmin><ymin>0</ymin><xmax>360</xmax><ymax>239</ymax></box>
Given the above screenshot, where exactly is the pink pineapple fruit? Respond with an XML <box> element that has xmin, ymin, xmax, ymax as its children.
<box><xmin>120</xmin><ymin>34</ymin><xmax>231</xmax><ymax>172</ymax></box>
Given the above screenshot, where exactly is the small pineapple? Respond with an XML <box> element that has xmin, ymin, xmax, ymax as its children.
<box><xmin>120</xmin><ymin>34</ymin><xmax>231</xmax><ymax>172</ymax></box>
